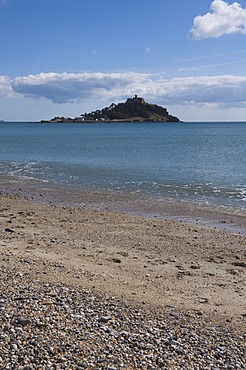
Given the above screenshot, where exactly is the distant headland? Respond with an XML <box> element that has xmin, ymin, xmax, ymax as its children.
<box><xmin>41</xmin><ymin>96</ymin><xmax>180</xmax><ymax>123</ymax></box>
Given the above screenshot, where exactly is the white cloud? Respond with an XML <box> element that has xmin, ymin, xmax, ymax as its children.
<box><xmin>157</xmin><ymin>75</ymin><xmax>246</xmax><ymax>106</ymax></box>
<box><xmin>178</xmin><ymin>67</ymin><xmax>198</xmax><ymax>72</ymax></box>
<box><xmin>0</xmin><ymin>75</ymin><xmax>12</xmax><ymax>96</ymax></box>
<box><xmin>191</xmin><ymin>0</ymin><xmax>246</xmax><ymax>39</ymax></box>
<box><xmin>6</xmin><ymin>71</ymin><xmax>246</xmax><ymax>108</ymax></box>
<box><xmin>11</xmin><ymin>72</ymin><xmax>149</xmax><ymax>103</ymax></box>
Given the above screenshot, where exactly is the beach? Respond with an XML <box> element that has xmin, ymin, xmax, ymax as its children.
<box><xmin>0</xmin><ymin>188</ymin><xmax>245</xmax><ymax>369</ymax></box>
<box><xmin>2</xmin><ymin>0</ymin><xmax>246</xmax><ymax>366</ymax></box>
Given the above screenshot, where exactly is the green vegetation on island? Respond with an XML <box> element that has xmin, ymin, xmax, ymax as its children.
<box><xmin>43</xmin><ymin>96</ymin><xmax>180</xmax><ymax>123</ymax></box>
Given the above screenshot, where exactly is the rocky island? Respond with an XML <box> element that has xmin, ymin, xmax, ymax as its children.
<box><xmin>43</xmin><ymin>95</ymin><xmax>180</xmax><ymax>123</ymax></box>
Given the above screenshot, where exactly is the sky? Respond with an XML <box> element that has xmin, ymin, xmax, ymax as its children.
<box><xmin>1</xmin><ymin>0</ymin><xmax>246</xmax><ymax>121</ymax></box>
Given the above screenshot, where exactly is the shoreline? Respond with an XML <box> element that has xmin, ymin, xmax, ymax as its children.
<box><xmin>0</xmin><ymin>184</ymin><xmax>245</xmax><ymax>368</ymax></box>
<box><xmin>1</xmin><ymin>178</ymin><xmax>245</xmax><ymax>235</ymax></box>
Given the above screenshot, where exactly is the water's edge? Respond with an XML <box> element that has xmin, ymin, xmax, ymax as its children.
<box><xmin>1</xmin><ymin>177</ymin><xmax>245</xmax><ymax>236</ymax></box>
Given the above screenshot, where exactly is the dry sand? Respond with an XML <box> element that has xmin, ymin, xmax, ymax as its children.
<box><xmin>1</xmin><ymin>190</ymin><xmax>245</xmax><ymax>330</ymax></box>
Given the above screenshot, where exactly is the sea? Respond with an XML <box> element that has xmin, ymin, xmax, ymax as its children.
<box><xmin>0</xmin><ymin>121</ymin><xmax>245</xmax><ymax>232</ymax></box>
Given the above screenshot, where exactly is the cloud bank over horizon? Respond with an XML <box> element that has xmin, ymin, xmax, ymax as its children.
<box><xmin>0</xmin><ymin>71</ymin><xmax>244</xmax><ymax>110</ymax></box>
<box><xmin>191</xmin><ymin>0</ymin><xmax>246</xmax><ymax>39</ymax></box>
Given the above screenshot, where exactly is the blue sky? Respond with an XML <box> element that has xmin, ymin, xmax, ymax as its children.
<box><xmin>1</xmin><ymin>0</ymin><xmax>246</xmax><ymax>121</ymax></box>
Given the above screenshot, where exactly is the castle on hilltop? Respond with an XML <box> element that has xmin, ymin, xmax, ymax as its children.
<box><xmin>127</xmin><ymin>95</ymin><xmax>145</xmax><ymax>104</ymax></box>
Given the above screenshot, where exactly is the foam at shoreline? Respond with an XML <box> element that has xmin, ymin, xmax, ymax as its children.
<box><xmin>1</xmin><ymin>177</ymin><xmax>245</xmax><ymax>235</ymax></box>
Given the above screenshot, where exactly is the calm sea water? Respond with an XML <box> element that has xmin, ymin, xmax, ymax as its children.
<box><xmin>0</xmin><ymin>121</ymin><xmax>245</xmax><ymax>212</ymax></box>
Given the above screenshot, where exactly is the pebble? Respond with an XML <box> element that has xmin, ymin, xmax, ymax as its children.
<box><xmin>16</xmin><ymin>317</ymin><xmax>31</xmax><ymax>326</ymax></box>
<box><xmin>0</xmin><ymin>267</ymin><xmax>245</xmax><ymax>370</ymax></box>
<box><xmin>98</xmin><ymin>315</ymin><xmax>112</xmax><ymax>323</ymax></box>
<box><xmin>4</xmin><ymin>227</ymin><xmax>15</xmax><ymax>233</ymax></box>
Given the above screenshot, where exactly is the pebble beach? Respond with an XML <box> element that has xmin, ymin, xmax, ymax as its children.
<box><xmin>0</xmin><ymin>190</ymin><xmax>245</xmax><ymax>369</ymax></box>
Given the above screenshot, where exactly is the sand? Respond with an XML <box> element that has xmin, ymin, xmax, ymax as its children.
<box><xmin>1</xmin><ymin>189</ymin><xmax>245</xmax><ymax>332</ymax></box>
